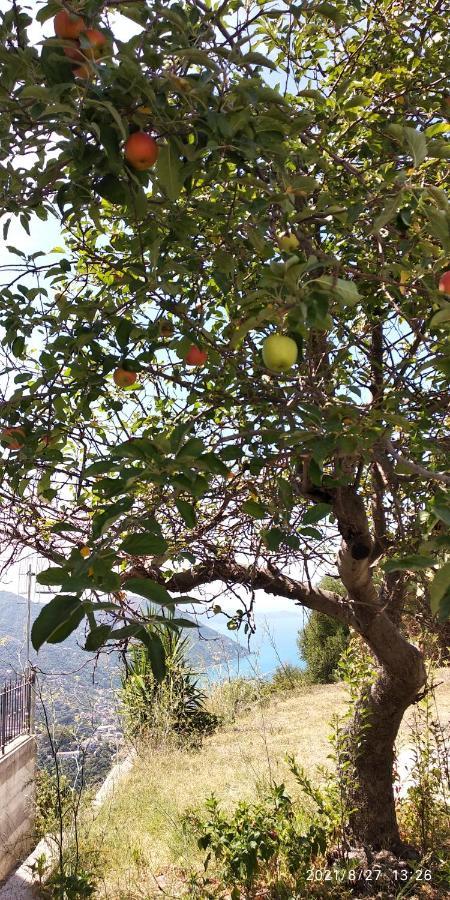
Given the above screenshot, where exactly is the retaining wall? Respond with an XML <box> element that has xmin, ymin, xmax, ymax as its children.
<box><xmin>0</xmin><ymin>737</ymin><xmax>36</xmax><ymax>881</ymax></box>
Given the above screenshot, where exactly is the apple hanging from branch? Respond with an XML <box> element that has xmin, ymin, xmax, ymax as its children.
<box><xmin>262</xmin><ymin>334</ymin><xmax>298</xmax><ymax>373</ymax></box>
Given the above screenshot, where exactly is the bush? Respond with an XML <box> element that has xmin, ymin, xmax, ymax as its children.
<box><xmin>269</xmin><ymin>663</ymin><xmax>305</xmax><ymax>693</ymax></box>
<box><xmin>187</xmin><ymin>758</ymin><xmax>341</xmax><ymax>899</ymax></box>
<box><xmin>120</xmin><ymin>612</ymin><xmax>217</xmax><ymax>743</ymax></box>
<box><xmin>206</xmin><ymin>675</ymin><xmax>270</xmax><ymax>724</ymax></box>
<box><xmin>298</xmin><ymin>612</ymin><xmax>349</xmax><ymax>684</ymax></box>
<box><xmin>298</xmin><ymin>581</ymin><xmax>350</xmax><ymax>684</ymax></box>
<box><xmin>34</xmin><ymin>768</ymin><xmax>72</xmax><ymax>840</ymax></box>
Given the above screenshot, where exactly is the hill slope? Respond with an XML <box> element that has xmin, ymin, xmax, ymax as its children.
<box><xmin>78</xmin><ymin>670</ymin><xmax>450</xmax><ymax>897</ymax></box>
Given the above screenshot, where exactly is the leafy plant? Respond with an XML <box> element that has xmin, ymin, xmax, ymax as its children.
<box><xmin>120</xmin><ymin>610</ymin><xmax>217</xmax><ymax>742</ymax></box>
<box><xmin>190</xmin><ymin>759</ymin><xmax>343</xmax><ymax>898</ymax></box>
<box><xmin>298</xmin><ymin>611</ymin><xmax>350</xmax><ymax>684</ymax></box>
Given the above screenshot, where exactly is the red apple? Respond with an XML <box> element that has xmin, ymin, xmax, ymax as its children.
<box><xmin>438</xmin><ymin>270</ymin><xmax>450</xmax><ymax>295</ymax></box>
<box><xmin>124</xmin><ymin>132</ymin><xmax>159</xmax><ymax>171</ymax></box>
<box><xmin>63</xmin><ymin>41</ymin><xmax>84</xmax><ymax>62</ymax></box>
<box><xmin>54</xmin><ymin>11</ymin><xmax>86</xmax><ymax>40</ymax></box>
<box><xmin>185</xmin><ymin>346</ymin><xmax>208</xmax><ymax>366</ymax></box>
<box><xmin>81</xmin><ymin>28</ymin><xmax>108</xmax><ymax>59</ymax></box>
<box><xmin>113</xmin><ymin>368</ymin><xmax>137</xmax><ymax>388</ymax></box>
<box><xmin>73</xmin><ymin>63</ymin><xmax>92</xmax><ymax>79</ymax></box>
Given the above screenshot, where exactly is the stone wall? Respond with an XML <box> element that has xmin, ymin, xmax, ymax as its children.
<box><xmin>0</xmin><ymin>737</ymin><xmax>36</xmax><ymax>881</ymax></box>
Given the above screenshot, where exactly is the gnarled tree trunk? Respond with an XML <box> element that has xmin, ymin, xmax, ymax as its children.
<box><xmin>344</xmin><ymin>664</ymin><xmax>425</xmax><ymax>850</ymax></box>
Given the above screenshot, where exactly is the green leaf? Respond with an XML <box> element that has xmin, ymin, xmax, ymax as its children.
<box><xmin>156</xmin><ymin>143</ymin><xmax>184</xmax><ymax>201</ymax></box>
<box><xmin>431</xmin><ymin>505</ymin><xmax>450</xmax><ymax>526</ymax></box>
<box><xmin>314</xmin><ymin>276</ymin><xmax>360</xmax><ymax>306</ymax></box>
<box><xmin>143</xmin><ymin>631</ymin><xmax>166</xmax><ymax>682</ymax></box>
<box><xmin>85</xmin><ymin>624</ymin><xmax>112</xmax><ymax>651</ymax></box>
<box><xmin>241</xmin><ymin>51</ymin><xmax>277</xmax><ymax>70</ymax></box>
<box><xmin>120</xmin><ymin>532</ymin><xmax>168</xmax><ymax>555</ymax></box>
<box><xmin>372</xmin><ymin>195</ymin><xmax>401</xmax><ymax>232</ymax></box>
<box><xmin>430</xmin><ymin>561</ymin><xmax>450</xmax><ymax>618</ymax></box>
<box><xmin>37</xmin><ymin>566</ymin><xmax>67</xmax><ymax>586</ymax></box>
<box><xmin>31</xmin><ymin>595</ymin><xmax>85</xmax><ymax>651</ymax></box>
<box><xmin>242</xmin><ymin>500</ymin><xmax>266</xmax><ymax>519</ymax></box>
<box><xmin>176</xmin><ymin>498</ymin><xmax>197</xmax><ymax>528</ymax></box>
<box><xmin>404</xmin><ymin>127</ymin><xmax>427</xmax><ymax>167</ymax></box>
<box><xmin>382</xmin><ymin>554</ymin><xmax>436</xmax><ymax>573</ymax></box>
<box><xmin>171</xmin><ymin>48</ymin><xmax>219</xmax><ymax>72</ymax></box>
<box><xmin>96</xmin><ymin>175</ymin><xmax>130</xmax><ymax>205</ymax></box>
<box><xmin>124</xmin><ymin>577</ymin><xmax>173</xmax><ymax>606</ymax></box>
<box><xmin>303</xmin><ymin>503</ymin><xmax>332</xmax><ymax>525</ymax></box>
<box><xmin>176</xmin><ymin>437</ymin><xmax>205</xmax><ymax>459</ymax></box>
<box><xmin>262</xmin><ymin>527</ymin><xmax>285</xmax><ymax>550</ymax></box>
<box><xmin>430</xmin><ymin>306</ymin><xmax>450</xmax><ymax>329</ymax></box>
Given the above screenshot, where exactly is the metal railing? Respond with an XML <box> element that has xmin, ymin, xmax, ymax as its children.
<box><xmin>0</xmin><ymin>669</ymin><xmax>35</xmax><ymax>754</ymax></box>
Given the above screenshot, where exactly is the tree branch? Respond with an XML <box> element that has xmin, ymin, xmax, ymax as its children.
<box><xmin>385</xmin><ymin>440</ymin><xmax>450</xmax><ymax>486</ymax></box>
<box><xmin>124</xmin><ymin>558</ymin><xmax>356</xmax><ymax>627</ymax></box>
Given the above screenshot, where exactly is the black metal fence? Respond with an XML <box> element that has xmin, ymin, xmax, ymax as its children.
<box><xmin>0</xmin><ymin>669</ymin><xmax>34</xmax><ymax>754</ymax></box>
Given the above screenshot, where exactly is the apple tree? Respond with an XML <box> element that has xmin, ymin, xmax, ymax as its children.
<box><xmin>0</xmin><ymin>0</ymin><xmax>449</xmax><ymax>851</ymax></box>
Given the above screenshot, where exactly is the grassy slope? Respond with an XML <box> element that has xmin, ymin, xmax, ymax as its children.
<box><xmin>80</xmin><ymin>669</ymin><xmax>450</xmax><ymax>898</ymax></box>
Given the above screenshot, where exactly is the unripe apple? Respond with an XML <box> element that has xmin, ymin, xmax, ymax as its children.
<box><xmin>185</xmin><ymin>346</ymin><xmax>208</xmax><ymax>366</ymax></box>
<box><xmin>54</xmin><ymin>11</ymin><xmax>86</xmax><ymax>39</ymax></box>
<box><xmin>113</xmin><ymin>368</ymin><xmax>137</xmax><ymax>388</ymax></box>
<box><xmin>1</xmin><ymin>426</ymin><xmax>26</xmax><ymax>450</ymax></box>
<box><xmin>124</xmin><ymin>132</ymin><xmax>159</xmax><ymax>171</ymax></box>
<box><xmin>262</xmin><ymin>334</ymin><xmax>298</xmax><ymax>373</ymax></box>
<box><xmin>277</xmin><ymin>231</ymin><xmax>300</xmax><ymax>253</ymax></box>
<box><xmin>438</xmin><ymin>270</ymin><xmax>450</xmax><ymax>295</ymax></box>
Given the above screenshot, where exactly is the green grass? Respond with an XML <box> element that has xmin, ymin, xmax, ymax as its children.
<box><xmin>76</xmin><ymin>668</ymin><xmax>450</xmax><ymax>899</ymax></box>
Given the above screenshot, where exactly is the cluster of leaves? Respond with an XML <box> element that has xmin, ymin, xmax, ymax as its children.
<box><xmin>0</xmin><ymin>0</ymin><xmax>448</xmax><ymax>661</ymax></box>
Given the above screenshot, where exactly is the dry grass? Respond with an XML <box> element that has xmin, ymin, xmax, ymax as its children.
<box><xmin>79</xmin><ymin>669</ymin><xmax>450</xmax><ymax>898</ymax></box>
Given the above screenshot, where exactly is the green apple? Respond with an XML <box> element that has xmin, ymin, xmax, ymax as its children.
<box><xmin>262</xmin><ymin>334</ymin><xmax>298</xmax><ymax>373</ymax></box>
<box><xmin>276</xmin><ymin>231</ymin><xmax>300</xmax><ymax>253</ymax></box>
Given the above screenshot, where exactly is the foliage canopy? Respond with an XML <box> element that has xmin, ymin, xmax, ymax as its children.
<box><xmin>0</xmin><ymin>0</ymin><xmax>449</xmax><ymax>667</ymax></box>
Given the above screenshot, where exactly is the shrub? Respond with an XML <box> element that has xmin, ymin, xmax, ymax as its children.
<box><xmin>34</xmin><ymin>767</ymin><xmax>72</xmax><ymax>840</ymax></box>
<box><xmin>206</xmin><ymin>675</ymin><xmax>270</xmax><ymax>724</ymax></box>
<box><xmin>120</xmin><ymin>611</ymin><xmax>217</xmax><ymax>743</ymax></box>
<box><xmin>188</xmin><ymin>759</ymin><xmax>342</xmax><ymax>899</ymax></box>
<box><xmin>298</xmin><ymin>590</ymin><xmax>350</xmax><ymax>684</ymax></box>
<box><xmin>269</xmin><ymin>663</ymin><xmax>305</xmax><ymax>693</ymax></box>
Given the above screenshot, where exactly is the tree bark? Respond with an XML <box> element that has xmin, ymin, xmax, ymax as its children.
<box><xmin>343</xmin><ymin>663</ymin><xmax>425</xmax><ymax>850</ymax></box>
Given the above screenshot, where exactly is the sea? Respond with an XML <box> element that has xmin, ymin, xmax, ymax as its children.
<box><xmin>203</xmin><ymin>607</ymin><xmax>307</xmax><ymax>682</ymax></box>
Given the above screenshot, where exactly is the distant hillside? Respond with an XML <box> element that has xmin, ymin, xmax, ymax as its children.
<box><xmin>0</xmin><ymin>589</ymin><xmax>248</xmax><ymax>681</ymax></box>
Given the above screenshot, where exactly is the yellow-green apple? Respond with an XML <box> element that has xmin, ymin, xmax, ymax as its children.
<box><xmin>262</xmin><ymin>334</ymin><xmax>298</xmax><ymax>373</ymax></box>
<box><xmin>277</xmin><ymin>231</ymin><xmax>300</xmax><ymax>253</ymax></box>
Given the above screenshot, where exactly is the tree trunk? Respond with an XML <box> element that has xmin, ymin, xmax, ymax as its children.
<box><xmin>344</xmin><ymin>661</ymin><xmax>426</xmax><ymax>850</ymax></box>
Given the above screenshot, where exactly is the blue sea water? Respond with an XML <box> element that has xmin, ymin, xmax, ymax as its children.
<box><xmin>204</xmin><ymin>607</ymin><xmax>307</xmax><ymax>682</ymax></box>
